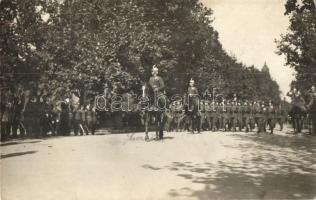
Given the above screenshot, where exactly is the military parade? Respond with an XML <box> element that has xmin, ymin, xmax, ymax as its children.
<box><xmin>1</xmin><ymin>66</ymin><xmax>315</xmax><ymax>141</ymax></box>
<box><xmin>1</xmin><ymin>0</ymin><xmax>316</xmax><ymax>199</ymax></box>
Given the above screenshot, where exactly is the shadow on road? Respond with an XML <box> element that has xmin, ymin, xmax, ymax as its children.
<box><xmin>1</xmin><ymin>151</ymin><xmax>37</xmax><ymax>159</ymax></box>
<box><xmin>143</xmin><ymin>134</ymin><xmax>316</xmax><ymax>199</ymax></box>
<box><xmin>0</xmin><ymin>140</ymin><xmax>42</xmax><ymax>147</ymax></box>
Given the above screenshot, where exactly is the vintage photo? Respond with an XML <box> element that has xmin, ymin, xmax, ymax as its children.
<box><xmin>1</xmin><ymin>0</ymin><xmax>316</xmax><ymax>199</ymax></box>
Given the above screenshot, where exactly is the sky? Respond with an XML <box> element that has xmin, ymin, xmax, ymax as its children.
<box><xmin>200</xmin><ymin>0</ymin><xmax>295</xmax><ymax>98</ymax></box>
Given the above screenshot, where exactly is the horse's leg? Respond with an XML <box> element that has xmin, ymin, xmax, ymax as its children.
<box><xmin>155</xmin><ymin>113</ymin><xmax>159</xmax><ymax>139</ymax></box>
<box><xmin>293</xmin><ymin>117</ymin><xmax>298</xmax><ymax>133</ymax></box>
<box><xmin>298</xmin><ymin>115</ymin><xmax>304</xmax><ymax>133</ymax></box>
<box><xmin>159</xmin><ymin>113</ymin><xmax>164</xmax><ymax>139</ymax></box>
<box><xmin>191</xmin><ymin>115</ymin><xmax>195</xmax><ymax>134</ymax></box>
<box><xmin>145</xmin><ymin>112</ymin><xmax>149</xmax><ymax>141</ymax></box>
<box><xmin>197</xmin><ymin>115</ymin><xmax>201</xmax><ymax>133</ymax></box>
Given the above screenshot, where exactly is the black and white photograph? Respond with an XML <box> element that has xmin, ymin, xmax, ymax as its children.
<box><xmin>1</xmin><ymin>0</ymin><xmax>316</xmax><ymax>199</ymax></box>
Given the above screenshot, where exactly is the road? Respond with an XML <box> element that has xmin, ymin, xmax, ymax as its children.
<box><xmin>1</xmin><ymin>129</ymin><xmax>316</xmax><ymax>200</ymax></box>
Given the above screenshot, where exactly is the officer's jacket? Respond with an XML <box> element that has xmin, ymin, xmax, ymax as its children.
<box><xmin>225</xmin><ymin>104</ymin><xmax>231</xmax><ymax>113</ymax></box>
<box><xmin>308</xmin><ymin>92</ymin><xmax>316</xmax><ymax>112</ymax></box>
<box><xmin>149</xmin><ymin>76</ymin><xmax>165</xmax><ymax>93</ymax></box>
<box><xmin>86</xmin><ymin>109</ymin><xmax>96</xmax><ymax>122</ymax></box>
<box><xmin>242</xmin><ymin>105</ymin><xmax>251</xmax><ymax>114</ymax></box>
<box><xmin>216</xmin><ymin>104</ymin><xmax>222</xmax><ymax>115</ymax></box>
<box><xmin>267</xmin><ymin>106</ymin><xmax>276</xmax><ymax>118</ymax></box>
<box><xmin>253</xmin><ymin>104</ymin><xmax>261</xmax><ymax>114</ymax></box>
<box><xmin>288</xmin><ymin>92</ymin><xmax>305</xmax><ymax>107</ymax></box>
<box><xmin>188</xmin><ymin>86</ymin><xmax>198</xmax><ymax>96</ymax></box>
<box><xmin>231</xmin><ymin>104</ymin><xmax>238</xmax><ymax>114</ymax></box>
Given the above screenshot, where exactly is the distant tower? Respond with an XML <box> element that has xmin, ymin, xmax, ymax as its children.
<box><xmin>261</xmin><ymin>61</ymin><xmax>269</xmax><ymax>74</ymax></box>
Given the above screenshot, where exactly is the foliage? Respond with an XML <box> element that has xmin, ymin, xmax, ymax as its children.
<box><xmin>276</xmin><ymin>0</ymin><xmax>316</xmax><ymax>94</ymax></box>
<box><xmin>1</xmin><ymin>0</ymin><xmax>281</xmax><ymax>103</ymax></box>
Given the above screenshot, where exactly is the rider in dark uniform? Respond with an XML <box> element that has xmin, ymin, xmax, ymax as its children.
<box><xmin>187</xmin><ymin>78</ymin><xmax>200</xmax><ymax>133</ymax></box>
<box><xmin>149</xmin><ymin>65</ymin><xmax>165</xmax><ymax>109</ymax></box>
<box><xmin>287</xmin><ymin>88</ymin><xmax>306</xmax><ymax>133</ymax></box>
<box><xmin>148</xmin><ymin>65</ymin><xmax>165</xmax><ymax>139</ymax></box>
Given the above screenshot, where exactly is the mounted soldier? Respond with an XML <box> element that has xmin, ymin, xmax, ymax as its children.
<box><xmin>287</xmin><ymin>87</ymin><xmax>306</xmax><ymax>133</ymax></box>
<box><xmin>186</xmin><ymin>78</ymin><xmax>201</xmax><ymax>134</ymax></box>
<box><xmin>142</xmin><ymin>65</ymin><xmax>167</xmax><ymax>140</ymax></box>
<box><xmin>148</xmin><ymin>65</ymin><xmax>165</xmax><ymax>107</ymax></box>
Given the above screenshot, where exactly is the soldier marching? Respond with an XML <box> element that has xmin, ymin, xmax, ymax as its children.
<box><xmin>1</xmin><ymin>76</ymin><xmax>315</xmax><ymax>142</ymax></box>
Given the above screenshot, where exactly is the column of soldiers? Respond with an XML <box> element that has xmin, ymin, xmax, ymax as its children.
<box><xmin>167</xmin><ymin>98</ymin><xmax>287</xmax><ymax>134</ymax></box>
<box><xmin>1</xmin><ymin>83</ymin><xmax>97</xmax><ymax>141</ymax></box>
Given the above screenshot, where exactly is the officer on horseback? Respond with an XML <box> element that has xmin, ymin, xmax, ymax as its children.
<box><xmin>147</xmin><ymin>65</ymin><xmax>166</xmax><ymax>140</ymax></box>
<box><xmin>287</xmin><ymin>87</ymin><xmax>306</xmax><ymax>133</ymax></box>
<box><xmin>149</xmin><ymin>65</ymin><xmax>165</xmax><ymax>110</ymax></box>
<box><xmin>187</xmin><ymin>78</ymin><xmax>200</xmax><ymax>133</ymax></box>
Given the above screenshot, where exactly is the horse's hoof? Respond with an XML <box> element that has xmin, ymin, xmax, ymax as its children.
<box><xmin>145</xmin><ymin>136</ymin><xmax>149</xmax><ymax>141</ymax></box>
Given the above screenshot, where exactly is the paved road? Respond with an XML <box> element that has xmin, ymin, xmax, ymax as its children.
<box><xmin>1</xmin><ymin>129</ymin><xmax>316</xmax><ymax>200</ymax></box>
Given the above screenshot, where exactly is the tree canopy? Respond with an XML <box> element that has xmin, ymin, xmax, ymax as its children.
<box><xmin>1</xmin><ymin>0</ymin><xmax>281</xmax><ymax>103</ymax></box>
<box><xmin>276</xmin><ymin>0</ymin><xmax>316</xmax><ymax>94</ymax></box>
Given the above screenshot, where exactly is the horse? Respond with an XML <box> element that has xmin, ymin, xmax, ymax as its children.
<box><xmin>289</xmin><ymin>104</ymin><xmax>306</xmax><ymax>133</ymax></box>
<box><xmin>139</xmin><ymin>84</ymin><xmax>168</xmax><ymax>141</ymax></box>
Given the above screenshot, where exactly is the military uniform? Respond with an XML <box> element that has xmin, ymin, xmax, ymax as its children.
<box><xmin>86</xmin><ymin>106</ymin><xmax>97</xmax><ymax>135</ymax></box>
<box><xmin>207</xmin><ymin>101</ymin><xmax>216</xmax><ymax>131</ymax></box>
<box><xmin>242</xmin><ymin>103</ymin><xmax>251</xmax><ymax>132</ymax></box>
<box><xmin>148</xmin><ymin>68</ymin><xmax>165</xmax><ymax>139</ymax></box>
<box><xmin>215</xmin><ymin>103</ymin><xmax>222</xmax><ymax>131</ymax></box>
<box><xmin>253</xmin><ymin>102</ymin><xmax>261</xmax><ymax>130</ymax></box>
<box><xmin>230</xmin><ymin>102</ymin><xmax>238</xmax><ymax>131</ymax></box>
<box><xmin>199</xmin><ymin>101</ymin><xmax>207</xmax><ymax>131</ymax></box>
<box><xmin>73</xmin><ymin>106</ymin><xmax>83</xmax><ymax>136</ymax></box>
<box><xmin>236</xmin><ymin>103</ymin><xmax>243</xmax><ymax>131</ymax></box>
<box><xmin>149</xmin><ymin>76</ymin><xmax>165</xmax><ymax>109</ymax></box>
<box><xmin>248</xmin><ymin>103</ymin><xmax>255</xmax><ymax>131</ymax></box>
<box><xmin>267</xmin><ymin>104</ymin><xmax>276</xmax><ymax>134</ymax></box>
<box><xmin>258</xmin><ymin>104</ymin><xmax>267</xmax><ymax>133</ymax></box>
<box><xmin>187</xmin><ymin>85</ymin><xmax>200</xmax><ymax>133</ymax></box>
<box><xmin>276</xmin><ymin>104</ymin><xmax>287</xmax><ymax>131</ymax></box>
<box><xmin>174</xmin><ymin>101</ymin><xmax>185</xmax><ymax>131</ymax></box>
<box><xmin>223</xmin><ymin>102</ymin><xmax>230</xmax><ymax>131</ymax></box>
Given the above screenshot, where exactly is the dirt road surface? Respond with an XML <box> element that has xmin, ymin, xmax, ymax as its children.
<box><xmin>1</xmin><ymin>130</ymin><xmax>316</xmax><ymax>200</ymax></box>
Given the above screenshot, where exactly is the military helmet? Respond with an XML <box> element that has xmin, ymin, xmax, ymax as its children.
<box><xmin>152</xmin><ymin>65</ymin><xmax>158</xmax><ymax>73</ymax></box>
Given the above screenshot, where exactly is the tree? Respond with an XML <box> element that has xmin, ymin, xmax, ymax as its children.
<box><xmin>276</xmin><ymin>0</ymin><xmax>316</xmax><ymax>93</ymax></box>
<box><xmin>2</xmin><ymin>0</ymin><xmax>281</xmax><ymax>104</ymax></box>
<box><xmin>0</xmin><ymin>0</ymin><xmax>45</xmax><ymax>89</ymax></box>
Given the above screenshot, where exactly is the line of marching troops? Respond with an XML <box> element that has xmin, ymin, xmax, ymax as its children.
<box><xmin>1</xmin><ymin>92</ymin><xmax>287</xmax><ymax>141</ymax></box>
<box><xmin>164</xmin><ymin>99</ymin><xmax>287</xmax><ymax>134</ymax></box>
<box><xmin>0</xmin><ymin>86</ymin><xmax>98</xmax><ymax>141</ymax></box>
